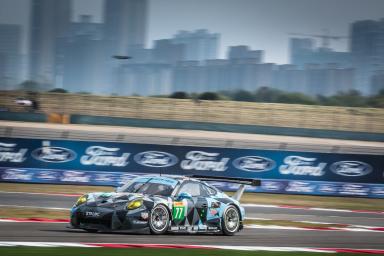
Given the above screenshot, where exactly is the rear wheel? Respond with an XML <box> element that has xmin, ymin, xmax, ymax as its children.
<box><xmin>222</xmin><ymin>205</ymin><xmax>240</xmax><ymax>236</ymax></box>
<box><xmin>149</xmin><ymin>204</ymin><xmax>170</xmax><ymax>235</ymax></box>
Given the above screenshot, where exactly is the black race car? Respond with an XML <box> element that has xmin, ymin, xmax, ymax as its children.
<box><xmin>70</xmin><ymin>175</ymin><xmax>259</xmax><ymax>235</ymax></box>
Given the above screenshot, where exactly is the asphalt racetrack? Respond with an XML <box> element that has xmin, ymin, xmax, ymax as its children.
<box><xmin>0</xmin><ymin>191</ymin><xmax>383</xmax><ymax>249</ymax></box>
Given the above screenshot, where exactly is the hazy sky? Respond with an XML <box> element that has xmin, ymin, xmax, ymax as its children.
<box><xmin>1</xmin><ymin>0</ymin><xmax>384</xmax><ymax>63</ymax></box>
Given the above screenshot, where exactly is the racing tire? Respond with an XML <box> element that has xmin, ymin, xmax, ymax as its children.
<box><xmin>83</xmin><ymin>229</ymin><xmax>98</xmax><ymax>233</ymax></box>
<box><xmin>149</xmin><ymin>204</ymin><xmax>170</xmax><ymax>235</ymax></box>
<box><xmin>221</xmin><ymin>205</ymin><xmax>240</xmax><ymax>236</ymax></box>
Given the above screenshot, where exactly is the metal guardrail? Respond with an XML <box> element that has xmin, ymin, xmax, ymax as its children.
<box><xmin>0</xmin><ymin>124</ymin><xmax>383</xmax><ymax>155</ymax></box>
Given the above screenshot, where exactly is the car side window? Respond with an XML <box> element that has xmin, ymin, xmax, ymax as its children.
<box><xmin>201</xmin><ymin>184</ymin><xmax>217</xmax><ymax>196</ymax></box>
<box><xmin>178</xmin><ymin>181</ymin><xmax>201</xmax><ymax>197</ymax></box>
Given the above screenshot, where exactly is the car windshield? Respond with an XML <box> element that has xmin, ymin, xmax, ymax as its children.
<box><xmin>119</xmin><ymin>177</ymin><xmax>177</xmax><ymax>196</ymax></box>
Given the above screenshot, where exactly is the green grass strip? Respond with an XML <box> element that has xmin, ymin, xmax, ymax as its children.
<box><xmin>0</xmin><ymin>247</ymin><xmax>379</xmax><ymax>256</ymax></box>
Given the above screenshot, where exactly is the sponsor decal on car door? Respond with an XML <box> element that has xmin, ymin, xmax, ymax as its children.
<box><xmin>172</xmin><ymin>201</ymin><xmax>186</xmax><ymax>221</ymax></box>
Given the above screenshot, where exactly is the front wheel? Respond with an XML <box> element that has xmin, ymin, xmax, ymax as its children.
<box><xmin>222</xmin><ymin>205</ymin><xmax>240</xmax><ymax>236</ymax></box>
<box><xmin>149</xmin><ymin>204</ymin><xmax>170</xmax><ymax>235</ymax></box>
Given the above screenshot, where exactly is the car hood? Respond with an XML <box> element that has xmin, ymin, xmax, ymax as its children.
<box><xmin>85</xmin><ymin>192</ymin><xmax>146</xmax><ymax>207</ymax></box>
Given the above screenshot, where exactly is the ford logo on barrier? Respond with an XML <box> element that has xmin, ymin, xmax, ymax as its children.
<box><xmin>330</xmin><ymin>161</ymin><xmax>372</xmax><ymax>177</ymax></box>
<box><xmin>1</xmin><ymin>169</ymin><xmax>33</xmax><ymax>181</ymax></box>
<box><xmin>261</xmin><ymin>181</ymin><xmax>283</xmax><ymax>191</ymax></box>
<box><xmin>317</xmin><ymin>183</ymin><xmax>338</xmax><ymax>193</ymax></box>
<box><xmin>36</xmin><ymin>171</ymin><xmax>58</xmax><ymax>181</ymax></box>
<box><xmin>0</xmin><ymin>142</ymin><xmax>28</xmax><ymax>163</ymax></box>
<box><xmin>233</xmin><ymin>156</ymin><xmax>275</xmax><ymax>172</ymax></box>
<box><xmin>32</xmin><ymin>147</ymin><xmax>76</xmax><ymax>163</ymax></box>
<box><xmin>60</xmin><ymin>171</ymin><xmax>90</xmax><ymax>183</ymax></box>
<box><xmin>134</xmin><ymin>151</ymin><xmax>178</xmax><ymax>167</ymax></box>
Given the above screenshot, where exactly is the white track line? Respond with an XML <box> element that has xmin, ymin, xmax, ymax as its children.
<box><xmin>245</xmin><ymin>224</ymin><xmax>384</xmax><ymax>232</ymax></box>
<box><xmin>0</xmin><ymin>242</ymin><xmax>94</xmax><ymax>247</ymax></box>
<box><xmin>0</xmin><ymin>204</ymin><xmax>70</xmax><ymax>211</ymax></box>
<box><xmin>2</xmin><ymin>242</ymin><xmax>384</xmax><ymax>254</ymax></box>
<box><xmin>243</xmin><ymin>203</ymin><xmax>384</xmax><ymax>214</ymax></box>
<box><xmin>246</xmin><ymin>217</ymin><xmax>384</xmax><ymax>229</ymax></box>
<box><xmin>0</xmin><ymin>242</ymin><xmax>334</xmax><ymax>252</ymax></box>
<box><xmin>209</xmin><ymin>245</ymin><xmax>334</xmax><ymax>252</ymax></box>
<box><xmin>0</xmin><ymin>191</ymin><xmax>80</xmax><ymax>197</ymax></box>
<box><xmin>0</xmin><ymin>219</ymin><xmax>66</xmax><ymax>223</ymax></box>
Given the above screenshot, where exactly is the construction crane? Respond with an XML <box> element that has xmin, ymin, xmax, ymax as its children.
<box><xmin>289</xmin><ymin>30</ymin><xmax>349</xmax><ymax>49</ymax></box>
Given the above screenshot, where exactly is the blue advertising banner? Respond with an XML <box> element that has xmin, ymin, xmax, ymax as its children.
<box><xmin>0</xmin><ymin>137</ymin><xmax>383</xmax><ymax>198</ymax></box>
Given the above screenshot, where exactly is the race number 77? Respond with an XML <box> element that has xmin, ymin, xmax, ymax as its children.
<box><xmin>173</xmin><ymin>203</ymin><xmax>185</xmax><ymax>220</ymax></box>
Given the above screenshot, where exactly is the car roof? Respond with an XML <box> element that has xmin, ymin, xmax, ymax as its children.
<box><xmin>138</xmin><ymin>174</ymin><xmax>202</xmax><ymax>184</ymax></box>
<box><xmin>125</xmin><ymin>175</ymin><xmax>221</xmax><ymax>194</ymax></box>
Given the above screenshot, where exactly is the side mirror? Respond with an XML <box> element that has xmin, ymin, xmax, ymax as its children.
<box><xmin>177</xmin><ymin>192</ymin><xmax>192</xmax><ymax>200</ymax></box>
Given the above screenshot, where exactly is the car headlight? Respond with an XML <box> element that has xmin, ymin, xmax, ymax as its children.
<box><xmin>75</xmin><ymin>195</ymin><xmax>88</xmax><ymax>207</ymax></box>
<box><xmin>127</xmin><ymin>199</ymin><xmax>143</xmax><ymax>210</ymax></box>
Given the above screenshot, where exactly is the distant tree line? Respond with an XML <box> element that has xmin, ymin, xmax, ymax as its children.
<box><xmin>170</xmin><ymin>87</ymin><xmax>384</xmax><ymax>108</ymax></box>
<box><xmin>14</xmin><ymin>80</ymin><xmax>384</xmax><ymax>108</ymax></box>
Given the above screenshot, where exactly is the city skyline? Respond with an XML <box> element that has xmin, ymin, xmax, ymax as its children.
<box><xmin>1</xmin><ymin>0</ymin><xmax>384</xmax><ymax>64</ymax></box>
<box><xmin>0</xmin><ymin>0</ymin><xmax>383</xmax><ymax>96</ymax></box>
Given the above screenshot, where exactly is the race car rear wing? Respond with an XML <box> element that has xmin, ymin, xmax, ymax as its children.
<box><xmin>191</xmin><ymin>175</ymin><xmax>260</xmax><ymax>186</ymax></box>
<box><xmin>191</xmin><ymin>175</ymin><xmax>261</xmax><ymax>201</ymax></box>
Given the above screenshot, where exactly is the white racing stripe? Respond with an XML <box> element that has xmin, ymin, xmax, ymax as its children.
<box><xmin>244</xmin><ymin>217</ymin><xmax>272</xmax><ymax>220</ymax></box>
<box><xmin>246</xmin><ymin>217</ymin><xmax>384</xmax><ymax>228</ymax></box>
<box><xmin>0</xmin><ymin>191</ymin><xmax>80</xmax><ymax>197</ymax></box>
<box><xmin>299</xmin><ymin>220</ymin><xmax>337</xmax><ymax>225</ymax></box>
<box><xmin>246</xmin><ymin>224</ymin><xmax>311</xmax><ymax>231</ymax></box>
<box><xmin>0</xmin><ymin>242</ymin><xmax>334</xmax><ymax>252</ymax></box>
<box><xmin>310</xmin><ymin>208</ymin><xmax>353</xmax><ymax>213</ymax></box>
<box><xmin>0</xmin><ymin>242</ymin><xmax>94</xmax><ymax>247</ymax></box>
<box><xmin>208</xmin><ymin>245</ymin><xmax>335</xmax><ymax>252</ymax></box>
<box><xmin>243</xmin><ymin>204</ymin><xmax>281</xmax><ymax>208</ymax></box>
<box><xmin>243</xmin><ymin>204</ymin><xmax>384</xmax><ymax>215</ymax></box>
<box><xmin>245</xmin><ymin>224</ymin><xmax>384</xmax><ymax>232</ymax></box>
<box><xmin>0</xmin><ymin>220</ymin><xmax>66</xmax><ymax>223</ymax></box>
<box><xmin>1</xmin><ymin>242</ymin><xmax>384</xmax><ymax>253</ymax></box>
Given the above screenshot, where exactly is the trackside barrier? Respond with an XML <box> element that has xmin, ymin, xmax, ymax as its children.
<box><xmin>0</xmin><ymin>137</ymin><xmax>383</xmax><ymax>198</ymax></box>
<box><xmin>1</xmin><ymin>91</ymin><xmax>384</xmax><ymax>134</ymax></box>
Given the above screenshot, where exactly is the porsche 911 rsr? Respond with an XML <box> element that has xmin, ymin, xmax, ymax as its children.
<box><xmin>70</xmin><ymin>175</ymin><xmax>259</xmax><ymax>235</ymax></box>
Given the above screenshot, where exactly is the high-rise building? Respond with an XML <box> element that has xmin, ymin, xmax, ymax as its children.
<box><xmin>350</xmin><ymin>18</ymin><xmax>384</xmax><ymax>94</ymax></box>
<box><xmin>104</xmin><ymin>0</ymin><xmax>148</xmax><ymax>56</ymax></box>
<box><xmin>119</xmin><ymin>63</ymin><xmax>172</xmax><ymax>96</ymax></box>
<box><xmin>371</xmin><ymin>70</ymin><xmax>384</xmax><ymax>95</ymax></box>
<box><xmin>103</xmin><ymin>0</ymin><xmax>148</xmax><ymax>92</ymax></box>
<box><xmin>272</xmin><ymin>65</ymin><xmax>306</xmax><ymax>93</ymax></box>
<box><xmin>70</xmin><ymin>15</ymin><xmax>102</xmax><ymax>40</ymax></box>
<box><xmin>290</xmin><ymin>38</ymin><xmax>352</xmax><ymax>69</ymax></box>
<box><xmin>0</xmin><ymin>24</ymin><xmax>22</xmax><ymax>90</ymax></box>
<box><xmin>29</xmin><ymin>0</ymin><xmax>71</xmax><ymax>88</ymax></box>
<box><xmin>173</xmin><ymin>59</ymin><xmax>274</xmax><ymax>93</ymax></box>
<box><xmin>172</xmin><ymin>29</ymin><xmax>219</xmax><ymax>62</ymax></box>
<box><xmin>173</xmin><ymin>61</ymin><xmax>203</xmax><ymax>93</ymax></box>
<box><xmin>304</xmin><ymin>64</ymin><xmax>354</xmax><ymax>96</ymax></box>
<box><xmin>203</xmin><ymin>59</ymin><xmax>230</xmax><ymax>92</ymax></box>
<box><xmin>153</xmin><ymin>39</ymin><xmax>185</xmax><ymax>64</ymax></box>
<box><xmin>290</xmin><ymin>38</ymin><xmax>314</xmax><ymax>68</ymax></box>
<box><xmin>62</xmin><ymin>15</ymin><xmax>106</xmax><ymax>94</ymax></box>
<box><xmin>228</xmin><ymin>46</ymin><xmax>263</xmax><ymax>63</ymax></box>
